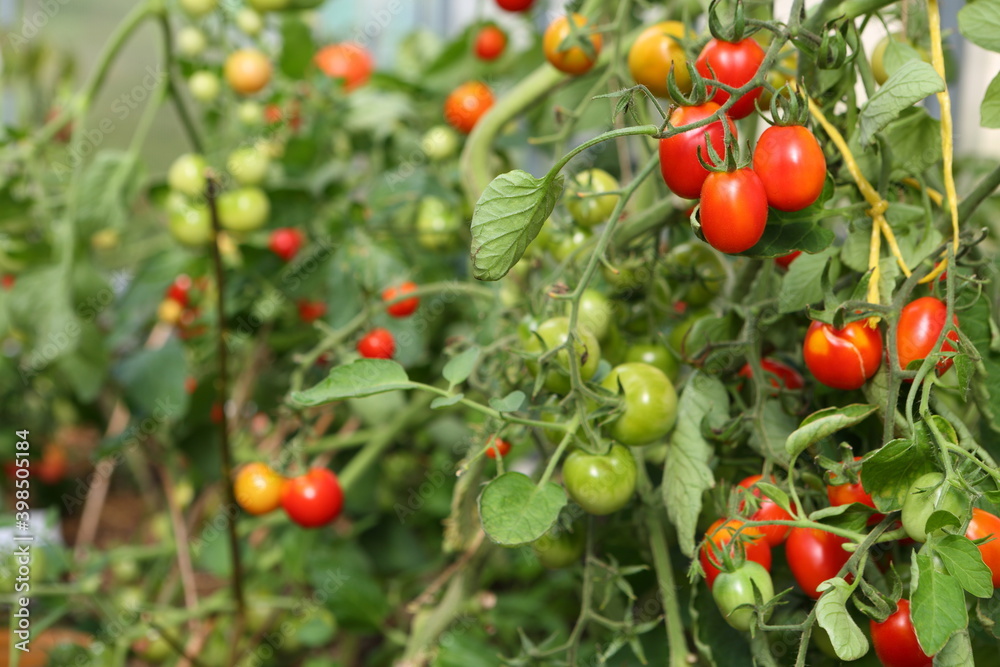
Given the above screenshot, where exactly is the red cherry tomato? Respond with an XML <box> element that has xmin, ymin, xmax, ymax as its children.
<box><xmin>826</xmin><ymin>456</ymin><xmax>876</xmax><ymax>509</ymax></box>
<box><xmin>1</xmin><ymin>274</ymin><xmax>15</xmax><ymax>290</ymax></box>
<box><xmin>281</xmin><ymin>468</ymin><xmax>344</xmax><ymax>528</ymax></box>
<box><xmin>314</xmin><ymin>42</ymin><xmax>374</xmax><ymax>92</ymax></box>
<box><xmin>165</xmin><ymin>274</ymin><xmax>193</xmax><ymax>306</ymax></box>
<box><xmin>753</xmin><ymin>125</ymin><xmax>827</xmax><ymax>212</ymax></box>
<box><xmin>36</xmin><ymin>445</ymin><xmax>68</xmax><ymax>485</ymax></box>
<box><xmin>785</xmin><ymin>528</ymin><xmax>851</xmax><ymax>599</ymax></box>
<box><xmin>485</xmin><ymin>437</ymin><xmax>511</xmax><ymax>459</ymax></box>
<box><xmin>265</xmin><ymin>101</ymin><xmax>301</xmax><ymax>131</ymax></box>
<box><xmin>382</xmin><ymin>281</ymin><xmax>420</xmax><ymax>318</ymax></box>
<box><xmin>358</xmin><ymin>328</ymin><xmax>395</xmax><ymax>359</ymax></box>
<box><xmin>496</xmin><ymin>0</ymin><xmax>533</xmax><ymax>10</ymax></box>
<box><xmin>737</xmin><ymin>358</ymin><xmax>805</xmax><ymax>391</ymax></box>
<box><xmin>803</xmin><ymin>320</ymin><xmax>883</xmax><ymax>390</ymax></box>
<box><xmin>268</xmin><ymin>227</ymin><xmax>304</xmax><ymax>262</ymax></box>
<box><xmin>184</xmin><ymin>377</ymin><xmax>198</xmax><ymax>394</ymax></box>
<box><xmin>700</xmin><ymin>168</ymin><xmax>768</xmax><ymax>254</ymax></box>
<box><xmin>737</xmin><ymin>474</ymin><xmax>794</xmax><ymax>546</ymax></box>
<box><xmin>444</xmin><ymin>81</ymin><xmax>494</xmax><ymax>134</ymax></box>
<box><xmin>896</xmin><ymin>296</ymin><xmax>959</xmax><ymax>374</ymax></box>
<box><xmin>658</xmin><ymin>103</ymin><xmax>736</xmax><ymax>200</ymax></box>
<box><xmin>695</xmin><ymin>38</ymin><xmax>766</xmax><ymax>120</ymax></box>
<box><xmin>774</xmin><ymin>251</ymin><xmax>801</xmax><ymax>269</ymax></box>
<box><xmin>475</xmin><ymin>25</ymin><xmax>507</xmax><ymax>61</ymax></box>
<box><xmin>870</xmin><ymin>599</ymin><xmax>932</xmax><ymax>667</ymax></box>
<box><xmin>699</xmin><ymin>518</ymin><xmax>772</xmax><ymax>588</ymax></box>
<box><xmin>966</xmin><ymin>508</ymin><xmax>1000</xmax><ymax>588</ymax></box>
<box><xmin>297</xmin><ymin>299</ymin><xmax>327</xmax><ymax>323</ymax></box>
<box><xmin>210</xmin><ymin>402</ymin><xmax>225</xmax><ymax>424</ymax></box>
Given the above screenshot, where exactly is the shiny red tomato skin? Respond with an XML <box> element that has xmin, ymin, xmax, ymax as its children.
<box><xmin>700</xmin><ymin>168</ymin><xmax>768</xmax><ymax>254</ymax></box>
<box><xmin>737</xmin><ymin>358</ymin><xmax>805</xmax><ymax>391</ymax></box>
<box><xmin>382</xmin><ymin>281</ymin><xmax>420</xmax><ymax>317</ymax></box>
<box><xmin>785</xmin><ymin>528</ymin><xmax>851</xmax><ymax>599</ymax></box>
<box><xmin>475</xmin><ymin>25</ymin><xmax>507</xmax><ymax>60</ymax></box>
<box><xmin>358</xmin><ymin>328</ymin><xmax>395</xmax><ymax>359</ymax></box>
<box><xmin>737</xmin><ymin>475</ymin><xmax>793</xmax><ymax>546</ymax></box>
<box><xmin>966</xmin><ymin>508</ymin><xmax>1000</xmax><ymax>588</ymax></box>
<box><xmin>485</xmin><ymin>437</ymin><xmax>511</xmax><ymax>459</ymax></box>
<box><xmin>803</xmin><ymin>320</ymin><xmax>883</xmax><ymax>390</ymax></box>
<box><xmin>281</xmin><ymin>468</ymin><xmax>344</xmax><ymax>528</ymax></box>
<box><xmin>775</xmin><ymin>251</ymin><xmax>801</xmax><ymax>269</ymax></box>
<box><xmin>695</xmin><ymin>38</ymin><xmax>766</xmax><ymax>120</ymax></box>
<box><xmin>699</xmin><ymin>518</ymin><xmax>772</xmax><ymax>588</ymax></box>
<box><xmin>896</xmin><ymin>297</ymin><xmax>959</xmax><ymax>374</ymax></box>
<box><xmin>658</xmin><ymin>103</ymin><xmax>736</xmax><ymax>200</ymax></box>
<box><xmin>269</xmin><ymin>227</ymin><xmax>304</xmax><ymax>262</ymax></box>
<box><xmin>753</xmin><ymin>125</ymin><xmax>827</xmax><ymax>212</ymax></box>
<box><xmin>496</xmin><ymin>0</ymin><xmax>533</xmax><ymax>10</ymax></box>
<box><xmin>826</xmin><ymin>456</ymin><xmax>876</xmax><ymax>509</ymax></box>
<box><xmin>870</xmin><ymin>599</ymin><xmax>932</xmax><ymax>667</ymax></box>
<box><xmin>444</xmin><ymin>81</ymin><xmax>494</xmax><ymax>134</ymax></box>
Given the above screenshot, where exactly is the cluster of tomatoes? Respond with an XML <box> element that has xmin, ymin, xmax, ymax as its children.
<box><xmin>234</xmin><ymin>462</ymin><xmax>343</xmax><ymax>528</ymax></box>
<box><xmin>156</xmin><ymin>273</ymin><xmax>209</xmax><ymax>339</ymax></box>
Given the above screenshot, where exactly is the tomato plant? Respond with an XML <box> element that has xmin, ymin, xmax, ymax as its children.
<box><xmin>224</xmin><ymin>49</ymin><xmax>272</xmax><ymax>95</ymax></box>
<box><xmin>699</xmin><ymin>518</ymin><xmax>772</xmax><ymax>588</ymax></box>
<box><xmin>753</xmin><ymin>124</ymin><xmax>827</xmax><ymax>212</ymax></box>
<box><xmin>443</xmin><ymin>81</ymin><xmax>494</xmax><ymax>134</ymax></box>
<box><xmin>543</xmin><ymin>14</ymin><xmax>602</xmax><ymax>76</ymax></box>
<box><xmin>900</xmin><ymin>472</ymin><xmax>969</xmax><ymax>542</ymax></box>
<box><xmin>966</xmin><ymin>508</ymin><xmax>1000</xmax><ymax>588</ymax></box>
<box><xmin>737</xmin><ymin>474</ymin><xmax>794</xmax><ymax>546</ymax></box>
<box><xmin>658</xmin><ymin>103</ymin><xmax>736</xmax><ymax>199</ymax></box>
<box><xmin>870</xmin><ymin>599</ymin><xmax>933</xmax><ymax>667</ymax></box>
<box><xmin>803</xmin><ymin>320</ymin><xmax>884</xmax><ymax>390</ymax></box>
<box><xmin>562</xmin><ymin>444</ymin><xmax>637</xmax><ymax>516</ymax></box>
<box><xmin>695</xmin><ymin>38</ymin><xmax>766</xmax><ymax>120</ymax></box>
<box><xmin>565</xmin><ymin>168</ymin><xmax>620</xmax><ymax>228</ymax></box>
<box><xmin>628</xmin><ymin>21</ymin><xmax>691</xmax><ymax>99</ymax></box>
<box><xmin>712</xmin><ymin>561</ymin><xmax>774</xmax><ymax>631</ymax></box>
<box><xmin>357</xmin><ymin>328</ymin><xmax>396</xmax><ymax>359</ymax></box>
<box><xmin>699</xmin><ymin>167</ymin><xmax>769</xmax><ymax>254</ymax></box>
<box><xmin>600</xmin><ymin>362</ymin><xmax>678</xmax><ymax>446</ymax></box>
<box><xmin>314</xmin><ymin>42</ymin><xmax>374</xmax><ymax>91</ymax></box>
<box><xmin>896</xmin><ymin>296</ymin><xmax>959</xmax><ymax>373</ymax></box>
<box><xmin>268</xmin><ymin>227</ymin><xmax>304</xmax><ymax>261</ymax></box>
<box><xmin>474</xmin><ymin>25</ymin><xmax>507</xmax><ymax>61</ymax></box>
<box><xmin>234</xmin><ymin>463</ymin><xmax>286</xmax><ymax>516</ymax></box>
<box><xmin>785</xmin><ymin>528</ymin><xmax>851</xmax><ymax>599</ymax></box>
<box><xmin>281</xmin><ymin>468</ymin><xmax>344</xmax><ymax>528</ymax></box>
<box><xmin>485</xmin><ymin>436</ymin><xmax>511</xmax><ymax>459</ymax></box>
<box><xmin>382</xmin><ymin>281</ymin><xmax>420</xmax><ymax>318</ymax></box>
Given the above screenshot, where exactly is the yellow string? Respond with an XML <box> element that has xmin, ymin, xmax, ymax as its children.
<box><xmin>901</xmin><ymin>177</ymin><xmax>944</xmax><ymax>207</ymax></box>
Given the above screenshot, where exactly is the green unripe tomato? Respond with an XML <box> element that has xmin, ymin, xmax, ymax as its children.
<box><xmin>624</xmin><ymin>342</ymin><xmax>680</xmax><ymax>382</ymax></box>
<box><xmin>236</xmin><ymin>8</ymin><xmax>264</xmax><ymax>35</ymax></box>
<box><xmin>112</xmin><ymin>558</ymin><xmax>140</xmax><ymax>584</ymax></box>
<box><xmin>524</xmin><ymin>317</ymin><xmax>602</xmax><ymax>394</ymax></box>
<box><xmin>900</xmin><ymin>472</ymin><xmax>969</xmax><ymax>542</ymax></box>
<box><xmin>188</xmin><ymin>70</ymin><xmax>221</xmax><ymax>102</ymax></box>
<box><xmin>226</xmin><ymin>146</ymin><xmax>270</xmax><ymax>186</ymax></box>
<box><xmin>420</xmin><ymin>125</ymin><xmax>460</xmax><ymax>161</ymax></box>
<box><xmin>712</xmin><ymin>561</ymin><xmax>774</xmax><ymax>631</ymax></box>
<box><xmin>601</xmin><ymin>362</ymin><xmax>678</xmax><ymax>446</ymax></box>
<box><xmin>550</xmin><ymin>229</ymin><xmax>591</xmax><ymax>263</ymax></box>
<box><xmin>566</xmin><ymin>289</ymin><xmax>613</xmax><ymax>341</ymax></box>
<box><xmin>601</xmin><ymin>323</ymin><xmax>628</xmax><ymax>367</ymax></box>
<box><xmin>218</xmin><ymin>187</ymin><xmax>270</xmax><ymax>232</ymax></box>
<box><xmin>602</xmin><ymin>254</ymin><xmax>652</xmax><ymax>294</ymax></box>
<box><xmin>134</xmin><ymin>630</ymin><xmax>173</xmax><ymax>663</ymax></box>
<box><xmin>168</xmin><ymin>153</ymin><xmax>207</xmax><ymax>198</ymax></box>
<box><xmin>416</xmin><ymin>196</ymin><xmax>460</xmax><ymax>250</ymax></box>
<box><xmin>565</xmin><ymin>168</ymin><xmax>620</xmax><ymax>228</ymax></box>
<box><xmin>871</xmin><ymin>33</ymin><xmax>929</xmax><ymax>85</ymax></box>
<box><xmin>665</xmin><ymin>242</ymin><xmax>727</xmax><ymax>306</ymax></box>
<box><xmin>532</xmin><ymin>526</ymin><xmax>585</xmax><ymax>568</ymax></box>
<box><xmin>179</xmin><ymin>0</ymin><xmax>218</xmax><ymax>17</ymax></box>
<box><xmin>167</xmin><ymin>194</ymin><xmax>213</xmax><ymax>246</ymax></box>
<box><xmin>115</xmin><ymin>586</ymin><xmax>144</xmax><ymax>612</ymax></box>
<box><xmin>176</xmin><ymin>26</ymin><xmax>207</xmax><ymax>57</ymax></box>
<box><xmin>238</xmin><ymin>101</ymin><xmax>264</xmax><ymax>125</ymax></box>
<box><xmin>668</xmin><ymin>308</ymin><xmax>713</xmax><ymax>358</ymax></box>
<box><xmin>562</xmin><ymin>444</ymin><xmax>637</xmax><ymax>515</ymax></box>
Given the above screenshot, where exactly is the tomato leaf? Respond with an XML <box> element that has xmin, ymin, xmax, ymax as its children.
<box><xmin>911</xmin><ymin>552</ymin><xmax>968</xmax><ymax>655</ymax></box>
<box><xmin>934</xmin><ymin>534</ymin><xmax>994</xmax><ymax>599</ymax></box>
<box><xmin>443</xmin><ymin>346</ymin><xmax>480</xmax><ymax>386</ymax></box>
<box><xmin>785</xmin><ymin>404</ymin><xmax>878</xmax><ymax>460</ymax></box>
<box><xmin>815</xmin><ymin>578</ymin><xmax>869</xmax><ymax>661</ymax></box>
<box><xmin>114</xmin><ymin>337</ymin><xmax>189</xmax><ymax>417</ymax></box>
<box><xmin>976</xmin><ymin>593</ymin><xmax>1000</xmax><ymax>639</ymax></box>
<box><xmin>291</xmin><ymin>360</ymin><xmax>413</xmax><ymax>406</ymax></box>
<box><xmin>923</xmin><ymin>509</ymin><xmax>962</xmax><ymax>535</ymax></box>
<box><xmin>664</xmin><ymin>373</ymin><xmax>728</xmax><ymax>557</ymax></box>
<box><xmin>861</xmin><ymin>436</ymin><xmax>937</xmax><ymax>512</ymax></box>
<box><xmin>742</xmin><ymin>219</ymin><xmax>834</xmax><ymax>259</ymax></box>
<box><xmin>958</xmin><ymin>0</ymin><xmax>1000</xmax><ymax>53</ymax></box>
<box><xmin>279</xmin><ymin>16</ymin><xmax>315</xmax><ymax>79</ymax></box>
<box><xmin>807</xmin><ymin>503</ymin><xmax>872</xmax><ymax>533</ymax></box>
<box><xmin>430</xmin><ymin>393</ymin><xmax>464</xmax><ymax>409</ymax></box>
<box><xmin>747</xmin><ymin>400</ymin><xmax>797</xmax><ymax>467</ymax></box>
<box><xmin>982</xmin><ymin>72</ymin><xmax>1000</xmax><ymax>128</ymax></box>
<box><xmin>478</xmin><ymin>472</ymin><xmax>566</xmax><ymax>545</ymax></box>
<box><xmin>858</xmin><ymin>60</ymin><xmax>945</xmax><ymax>146</ymax></box>
<box><xmin>933</xmin><ymin>631</ymin><xmax>974</xmax><ymax>667</ymax></box>
<box><xmin>489</xmin><ymin>390</ymin><xmax>526</xmax><ymax>413</ymax></box>
<box><xmin>470</xmin><ymin>170</ymin><xmax>565</xmax><ymax>281</ymax></box>
<box><xmin>753</xmin><ymin>482</ymin><xmax>792</xmax><ymax>515</ymax></box>
<box><xmin>964</xmin><ymin>297</ymin><xmax>1000</xmax><ymax>441</ymax></box>
<box><xmin>778</xmin><ymin>246</ymin><xmax>837</xmax><ymax>314</ymax></box>
<box><xmin>885</xmin><ymin>108</ymin><xmax>942</xmax><ymax>177</ymax></box>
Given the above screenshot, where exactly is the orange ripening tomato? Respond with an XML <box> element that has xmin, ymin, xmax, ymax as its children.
<box><xmin>444</xmin><ymin>81</ymin><xmax>494</xmax><ymax>134</ymax></box>
<box><xmin>699</xmin><ymin>518</ymin><xmax>772</xmax><ymax>588</ymax></box>
<box><xmin>658</xmin><ymin>103</ymin><xmax>736</xmax><ymax>200</ymax></box>
<box><xmin>628</xmin><ymin>21</ymin><xmax>691</xmax><ymax>99</ymax></box>
<box><xmin>234</xmin><ymin>463</ymin><xmax>286</xmax><ymax>516</ymax></box>
<box><xmin>803</xmin><ymin>320</ymin><xmax>883</xmax><ymax>390</ymax></box>
<box><xmin>543</xmin><ymin>14</ymin><xmax>602</xmax><ymax>76</ymax></box>
<box><xmin>896</xmin><ymin>296</ymin><xmax>959</xmax><ymax>374</ymax></box>
<box><xmin>486</xmin><ymin>437</ymin><xmax>511</xmax><ymax>459</ymax></box>
<box><xmin>966</xmin><ymin>508</ymin><xmax>1000</xmax><ymax>588</ymax></box>
<box><xmin>224</xmin><ymin>49</ymin><xmax>272</xmax><ymax>95</ymax></box>
<box><xmin>736</xmin><ymin>475</ymin><xmax>794</xmax><ymax>546</ymax></box>
<box><xmin>314</xmin><ymin>42</ymin><xmax>374</xmax><ymax>92</ymax></box>
<box><xmin>752</xmin><ymin>125</ymin><xmax>827</xmax><ymax>212</ymax></box>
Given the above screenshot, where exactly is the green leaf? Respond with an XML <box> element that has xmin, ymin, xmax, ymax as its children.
<box><xmin>470</xmin><ymin>170</ymin><xmax>565</xmax><ymax>281</ymax></box>
<box><xmin>754</xmin><ymin>482</ymin><xmax>792</xmax><ymax>515</ymax></box>
<box><xmin>431</xmin><ymin>393</ymin><xmax>464</xmax><ymax>409</ymax></box>
<box><xmin>778</xmin><ymin>247</ymin><xmax>836</xmax><ymax>313</ymax></box>
<box><xmin>114</xmin><ymin>337</ymin><xmax>189</xmax><ymax>417</ymax></box>
<box><xmin>279</xmin><ymin>16</ymin><xmax>315</xmax><ymax>79</ymax></box>
<box><xmin>785</xmin><ymin>404</ymin><xmax>877</xmax><ymax>460</ymax></box>
<box><xmin>815</xmin><ymin>578</ymin><xmax>869</xmax><ymax>661</ymax></box>
<box><xmin>911</xmin><ymin>552</ymin><xmax>968</xmax><ymax>655</ymax></box>
<box><xmin>959</xmin><ymin>0</ymin><xmax>1000</xmax><ymax>52</ymax></box>
<box><xmin>933</xmin><ymin>631</ymin><xmax>974</xmax><ymax>667</ymax></box>
<box><xmin>743</xmin><ymin>219</ymin><xmax>834</xmax><ymax>259</ymax></box>
<box><xmin>982</xmin><ymin>72</ymin><xmax>1000</xmax><ymax>128</ymax></box>
<box><xmin>883</xmin><ymin>39</ymin><xmax>924</xmax><ymax>79</ymax></box>
<box><xmin>964</xmin><ymin>298</ymin><xmax>1000</xmax><ymax>437</ymax></box>
<box><xmin>885</xmin><ymin>108</ymin><xmax>942</xmax><ymax>176</ymax></box>
<box><xmin>858</xmin><ymin>60</ymin><xmax>945</xmax><ymax>145</ymax></box>
<box><xmin>747</xmin><ymin>400</ymin><xmax>797</xmax><ymax>467</ymax></box>
<box><xmin>478</xmin><ymin>472</ymin><xmax>566</xmax><ymax>545</ymax></box>
<box><xmin>935</xmin><ymin>534</ymin><xmax>994</xmax><ymax>598</ymax></box>
<box><xmin>954</xmin><ymin>354</ymin><xmax>973</xmax><ymax>399</ymax></box>
<box><xmin>489</xmin><ymin>390</ymin><xmax>525</xmax><ymax>413</ymax></box>
<box><xmin>664</xmin><ymin>373</ymin><xmax>728</xmax><ymax>556</ymax></box>
<box><xmin>976</xmin><ymin>592</ymin><xmax>1000</xmax><ymax>639</ymax></box>
<box><xmin>862</xmin><ymin>436</ymin><xmax>937</xmax><ymax>512</ymax></box>
<box><xmin>924</xmin><ymin>509</ymin><xmax>961</xmax><ymax>534</ymax></box>
<box><xmin>443</xmin><ymin>347</ymin><xmax>480</xmax><ymax>386</ymax></box>
<box><xmin>291</xmin><ymin>360</ymin><xmax>412</xmax><ymax>406</ymax></box>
